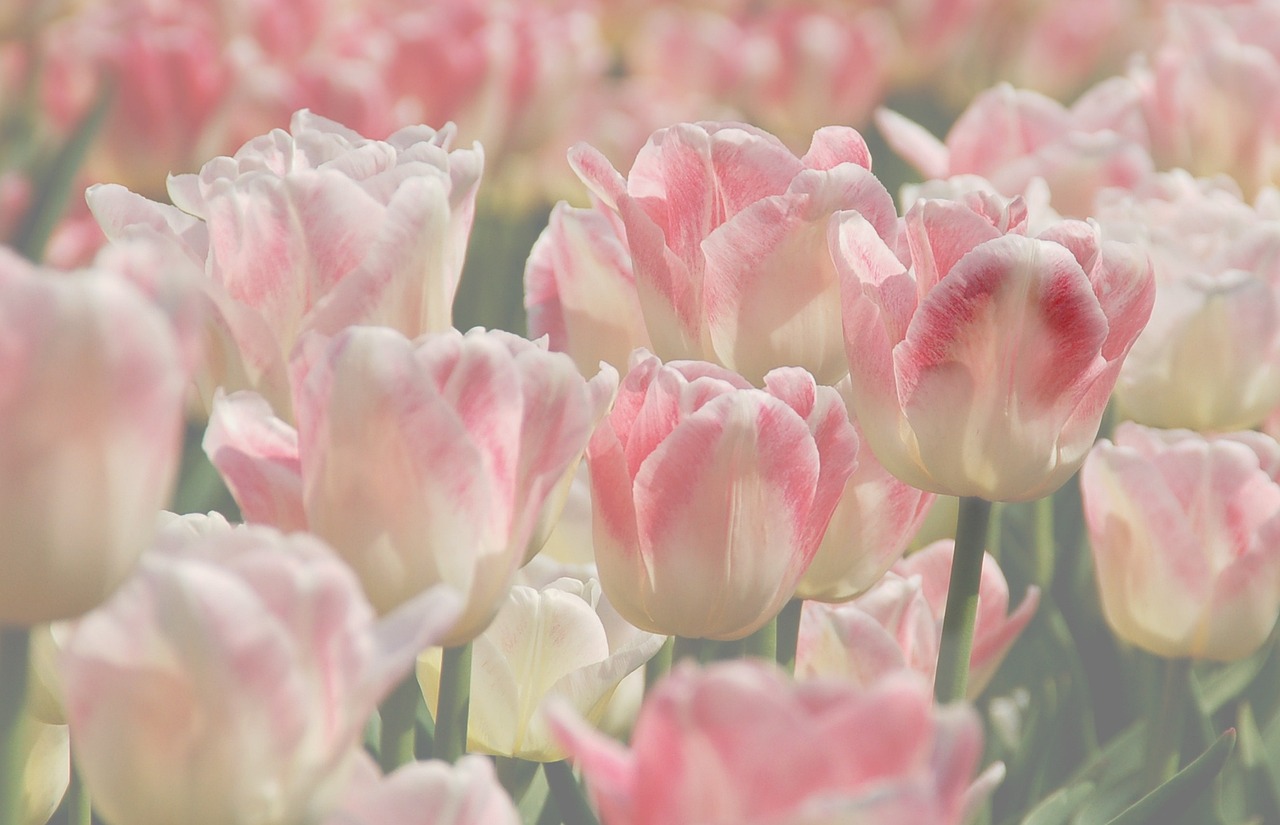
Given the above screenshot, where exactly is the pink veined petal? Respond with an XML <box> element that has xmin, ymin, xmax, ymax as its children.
<box><xmin>617</xmin><ymin>193</ymin><xmax>705</xmax><ymax>362</ymax></box>
<box><xmin>87</xmin><ymin>183</ymin><xmax>210</xmax><ymax>261</ymax></box>
<box><xmin>802</xmin><ymin>126</ymin><xmax>873</xmax><ymax>172</ymax></box>
<box><xmin>873</xmin><ymin>108</ymin><xmax>950</xmax><ymax>181</ymax></box>
<box><xmin>944</xmin><ymin>84</ymin><xmax>1071</xmax><ymax>178</ymax></box>
<box><xmin>203</xmin><ymin>390</ymin><xmax>307</xmax><ymax>532</ymax></box>
<box><xmin>567</xmin><ymin>142</ymin><xmax>628</xmax><ymax>210</ymax></box>
<box><xmin>547</xmin><ymin>700</ymin><xmax>638</xmax><ymax>825</ymax></box>
<box><xmin>830</xmin><ymin>210</ymin><xmax>916</xmax><ymax>344</ymax></box>
<box><xmin>585</xmin><ymin>419</ymin><xmax>650</xmax><ymax>630</ymax></box>
<box><xmin>632</xmin><ymin>392</ymin><xmax>820</xmax><ymax>639</ymax></box>
<box><xmin>894</xmin><ymin>235</ymin><xmax>1110</xmax><ymax>499</ymax></box>
<box><xmin>902</xmin><ymin>199</ymin><xmax>1004</xmax><ymax>298</ymax></box>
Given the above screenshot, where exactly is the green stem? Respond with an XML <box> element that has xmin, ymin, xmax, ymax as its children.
<box><xmin>671</xmin><ymin>636</ymin><xmax>703</xmax><ymax>665</ymax></box>
<box><xmin>744</xmin><ymin>617</ymin><xmax>776</xmax><ymax>661</ymax></box>
<box><xmin>67</xmin><ymin>765</ymin><xmax>92</xmax><ymax>825</ymax></box>
<box><xmin>644</xmin><ymin>637</ymin><xmax>673</xmax><ymax>692</ymax></box>
<box><xmin>775</xmin><ymin>598</ymin><xmax>803</xmax><ymax>675</ymax></box>
<box><xmin>1033</xmin><ymin>493</ymin><xmax>1056</xmax><ymax>589</ymax></box>
<box><xmin>934</xmin><ymin>497</ymin><xmax>994</xmax><ymax>704</ymax></box>
<box><xmin>0</xmin><ymin>626</ymin><xmax>31</xmax><ymax>825</ymax></box>
<box><xmin>544</xmin><ymin>761</ymin><xmax>600</xmax><ymax>825</ymax></box>
<box><xmin>378</xmin><ymin>673</ymin><xmax>421</xmax><ymax>772</ymax></box>
<box><xmin>433</xmin><ymin>644</ymin><xmax>472</xmax><ymax>763</ymax></box>
<box><xmin>1143</xmin><ymin>658</ymin><xmax>1192</xmax><ymax>791</ymax></box>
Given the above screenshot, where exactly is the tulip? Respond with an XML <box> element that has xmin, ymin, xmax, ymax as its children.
<box><xmin>550</xmin><ymin>660</ymin><xmax>984</xmax><ymax>825</ymax></box>
<box><xmin>834</xmin><ymin>189</ymin><xmax>1155</xmax><ymax>501</ymax></box>
<box><xmin>0</xmin><ymin>247</ymin><xmax>187</xmax><ymax>625</ymax></box>
<box><xmin>59</xmin><ymin>517</ymin><xmax>462</xmax><ymax>825</ymax></box>
<box><xmin>205</xmin><ymin>326</ymin><xmax>616</xmax><ymax>646</ymax></box>
<box><xmin>875</xmin><ymin>80</ymin><xmax>1152</xmax><ymax>218</ymax></box>
<box><xmin>798</xmin><ymin>542</ymin><xmax>1038</xmax><ymax>699</ymax></box>
<box><xmin>418</xmin><ymin>577</ymin><xmax>664</xmax><ymax>761</ymax></box>
<box><xmin>1096</xmin><ymin>171</ymin><xmax>1280</xmax><ymax>431</ymax></box>
<box><xmin>1081</xmin><ymin>423</ymin><xmax>1280</xmax><ymax>660</ymax></box>
<box><xmin>587</xmin><ymin>350</ymin><xmax>858</xmax><ymax>640</ymax></box>
<box><xmin>88</xmin><ymin>109</ymin><xmax>484</xmax><ymax>413</ymax></box>
<box><xmin>570</xmin><ymin>120</ymin><xmax>897</xmax><ymax>385</ymax></box>
<box><xmin>326</xmin><ymin>754</ymin><xmax>520</xmax><ymax>825</ymax></box>
<box><xmin>15</xmin><ymin>714</ymin><xmax>68</xmax><ymax>825</ymax></box>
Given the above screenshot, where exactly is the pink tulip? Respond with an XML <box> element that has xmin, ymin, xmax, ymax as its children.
<box><xmin>834</xmin><ymin>189</ymin><xmax>1155</xmax><ymax>501</ymax></box>
<box><xmin>59</xmin><ymin>517</ymin><xmax>462</xmax><ymax>825</ymax></box>
<box><xmin>0</xmin><ymin>247</ymin><xmax>187</xmax><ymax>625</ymax></box>
<box><xmin>1096</xmin><ymin>171</ymin><xmax>1280</xmax><ymax>431</ymax></box>
<box><xmin>798</xmin><ymin>541</ymin><xmax>1038</xmax><ymax>699</ymax></box>
<box><xmin>327</xmin><ymin>754</ymin><xmax>519</xmax><ymax>825</ymax></box>
<box><xmin>1081</xmin><ymin>423</ymin><xmax>1280</xmax><ymax>660</ymax></box>
<box><xmin>795</xmin><ymin>385</ymin><xmax>936</xmax><ymax>602</ymax></box>
<box><xmin>550</xmin><ymin>660</ymin><xmax>984</xmax><ymax>825</ymax></box>
<box><xmin>587</xmin><ymin>350</ymin><xmax>858</xmax><ymax>640</ymax></box>
<box><xmin>88</xmin><ymin>109</ymin><xmax>483</xmax><ymax>414</ymax></box>
<box><xmin>570</xmin><ymin>120</ymin><xmax>897</xmax><ymax>385</ymax></box>
<box><xmin>205</xmin><ymin>326</ymin><xmax>616</xmax><ymax>646</ymax></box>
<box><xmin>525</xmin><ymin>200</ymin><xmax>653</xmax><ymax>375</ymax></box>
<box><xmin>876</xmin><ymin>79</ymin><xmax>1152</xmax><ymax>218</ymax></box>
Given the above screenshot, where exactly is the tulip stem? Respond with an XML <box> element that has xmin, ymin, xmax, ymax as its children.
<box><xmin>378</xmin><ymin>673</ymin><xmax>421</xmax><ymax>772</ymax></box>
<box><xmin>1033</xmin><ymin>493</ymin><xmax>1056</xmax><ymax>588</ymax></box>
<box><xmin>68</xmin><ymin>765</ymin><xmax>92</xmax><ymax>825</ymax></box>
<box><xmin>644</xmin><ymin>637</ymin><xmax>673</xmax><ymax>692</ymax></box>
<box><xmin>434</xmin><ymin>643</ymin><xmax>472</xmax><ymax>763</ymax></box>
<box><xmin>671</xmin><ymin>636</ymin><xmax>703</xmax><ymax>665</ymax></box>
<box><xmin>744</xmin><ymin>618</ymin><xmax>777</xmax><ymax>661</ymax></box>
<box><xmin>544</xmin><ymin>760</ymin><xmax>600</xmax><ymax>825</ymax></box>
<box><xmin>934</xmin><ymin>497</ymin><xmax>993</xmax><ymax>704</ymax></box>
<box><xmin>1143</xmin><ymin>657</ymin><xmax>1192</xmax><ymax>791</ymax></box>
<box><xmin>0</xmin><ymin>626</ymin><xmax>31</xmax><ymax>825</ymax></box>
<box><xmin>775</xmin><ymin>598</ymin><xmax>803</xmax><ymax>675</ymax></box>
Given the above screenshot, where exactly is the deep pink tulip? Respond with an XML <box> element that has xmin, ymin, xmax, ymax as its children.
<box><xmin>551</xmin><ymin>660</ymin><xmax>984</xmax><ymax>825</ymax></box>
<box><xmin>834</xmin><ymin>189</ymin><xmax>1155</xmax><ymax>501</ymax></box>
<box><xmin>570</xmin><ymin>120</ymin><xmax>896</xmax><ymax>385</ymax></box>
<box><xmin>89</xmin><ymin>109</ymin><xmax>483</xmax><ymax>414</ymax></box>
<box><xmin>0</xmin><ymin>248</ymin><xmax>187</xmax><ymax>625</ymax></box>
<box><xmin>1082</xmin><ymin>423</ymin><xmax>1280</xmax><ymax>660</ymax></box>
<box><xmin>205</xmin><ymin>326</ymin><xmax>616</xmax><ymax>646</ymax></box>
<box><xmin>59</xmin><ymin>518</ymin><xmax>462</xmax><ymax>825</ymax></box>
<box><xmin>587</xmin><ymin>350</ymin><xmax>858</xmax><ymax>640</ymax></box>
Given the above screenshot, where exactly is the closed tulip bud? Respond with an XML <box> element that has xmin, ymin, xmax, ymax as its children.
<box><xmin>587</xmin><ymin>350</ymin><xmax>858</xmax><ymax>640</ymax></box>
<box><xmin>59</xmin><ymin>518</ymin><xmax>462</xmax><ymax>825</ymax></box>
<box><xmin>205</xmin><ymin>327</ymin><xmax>616</xmax><ymax>646</ymax></box>
<box><xmin>1082</xmin><ymin>423</ymin><xmax>1280</xmax><ymax>660</ymax></box>
<box><xmin>0</xmin><ymin>248</ymin><xmax>187</xmax><ymax>625</ymax></box>
<box><xmin>834</xmin><ymin>191</ymin><xmax>1155</xmax><ymax>501</ymax></box>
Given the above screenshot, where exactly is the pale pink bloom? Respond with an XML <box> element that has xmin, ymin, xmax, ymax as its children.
<box><xmin>205</xmin><ymin>327</ymin><xmax>616</xmax><ymax>646</ymax></box>
<box><xmin>89</xmin><ymin>109</ymin><xmax>483</xmax><ymax>413</ymax></box>
<box><xmin>833</xmin><ymin>189</ymin><xmax>1155</xmax><ymax>501</ymax></box>
<box><xmin>1096</xmin><ymin>171</ymin><xmax>1280</xmax><ymax>431</ymax></box>
<box><xmin>326</xmin><ymin>754</ymin><xmax>519</xmax><ymax>825</ymax></box>
<box><xmin>571</xmin><ymin>120</ymin><xmax>896</xmax><ymax>385</ymax></box>
<box><xmin>525</xmin><ymin>200</ymin><xmax>652</xmax><ymax>376</ymax></box>
<box><xmin>997</xmin><ymin>0</ymin><xmax>1134</xmax><ymax>98</ymax></box>
<box><xmin>587</xmin><ymin>350</ymin><xmax>858</xmax><ymax>640</ymax></box>
<box><xmin>1081</xmin><ymin>423</ymin><xmax>1280</xmax><ymax>660</ymax></box>
<box><xmin>799</xmin><ymin>541</ymin><xmax>1038</xmax><ymax>699</ymax></box>
<box><xmin>551</xmin><ymin>660</ymin><xmax>984</xmax><ymax>825</ymax></box>
<box><xmin>59</xmin><ymin>518</ymin><xmax>462</xmax><ymax>825</ymax></box>
<box><xmin>876</xmin><ymin>80</ymin><xmax>1152</xmax><ymax>217</ymax></box>
<box><xmin>40</xmin><ymin>0</ymin><xmax>235</xmax><ymax>195</ymax></box>
<box><xmin>795</xmin><ymin>382</ymin><xmax>935</xmax><ymax>603</ymax></box>
<box><xmin>882</xmin><ymin>0</ymin><xmax>995</xmax><ymax>83</ymax></box>
<box><xmin>1133</xmin><ymin>3</ymin><xmax>1280</xmax><ymax>198</ymax></box>
<box><xmin>0</xmin><ymin>247</ymin><xmax>187</xmax><ymax>625</ymax></box>
<box><xmin>418</xmin><ymin>577</ymin><xmax>664</xmax><ymax>761</ymax></box>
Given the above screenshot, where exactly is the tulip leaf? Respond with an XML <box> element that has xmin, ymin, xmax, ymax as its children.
<box><xmin>1101</xmin><ymin>728</ymin><xmax>1237</xmax><ymax>825</ymax></box>
<box><xmin>12</xmin><ymin>82</ymin><xmax>113</xmax><ymax>263</ymax></box>
<box><xmin>1019</xmin><ymin>780</ymin><xmax>1095</xmax><ymax>825</ymax></box>
<box><xmin>1196</xmin><ymin>639</ymin><xmax>1275</xmax><ymax>715</ymax></box>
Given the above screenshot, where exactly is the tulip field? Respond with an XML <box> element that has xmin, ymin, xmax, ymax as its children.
<box><xmin>5</xmin><ymin>1</ymin><xmax>1280</xmax><ymax>824</ymax></box>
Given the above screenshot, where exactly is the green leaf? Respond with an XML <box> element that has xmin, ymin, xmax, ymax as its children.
<box><xmin>1019</xmin><ymin>781</ymin><xmax>1095</xmax><ymax>825</ymax></box>
<box><xmin>1102</xmin><ymin>729</ymin><xmax>1237</xmax><ymax>825</ymax></box>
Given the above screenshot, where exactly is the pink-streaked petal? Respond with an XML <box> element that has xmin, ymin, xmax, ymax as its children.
<box><xmin>801</xmin><ymin>126</ymin><xmax>873</xmax><ymax>172</ymax></box>
<box><xmin>567</xmin><ymin>143</ymin><xmax>628</xmax><ymax>210</ymax></box>
<box><xmin>903</xmin><ymin>199</ymin><xmax>1005</xmax><ymax>297</ymax></box>
<box><xmin>203</xmin><ymin>390</ymin><xmax>306</xmax><ymax>532</ymax></box>
<box><xmin>874</xmin><ymin>109</ymin><xmax>950</xmax><ymax>181</ymax></box>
